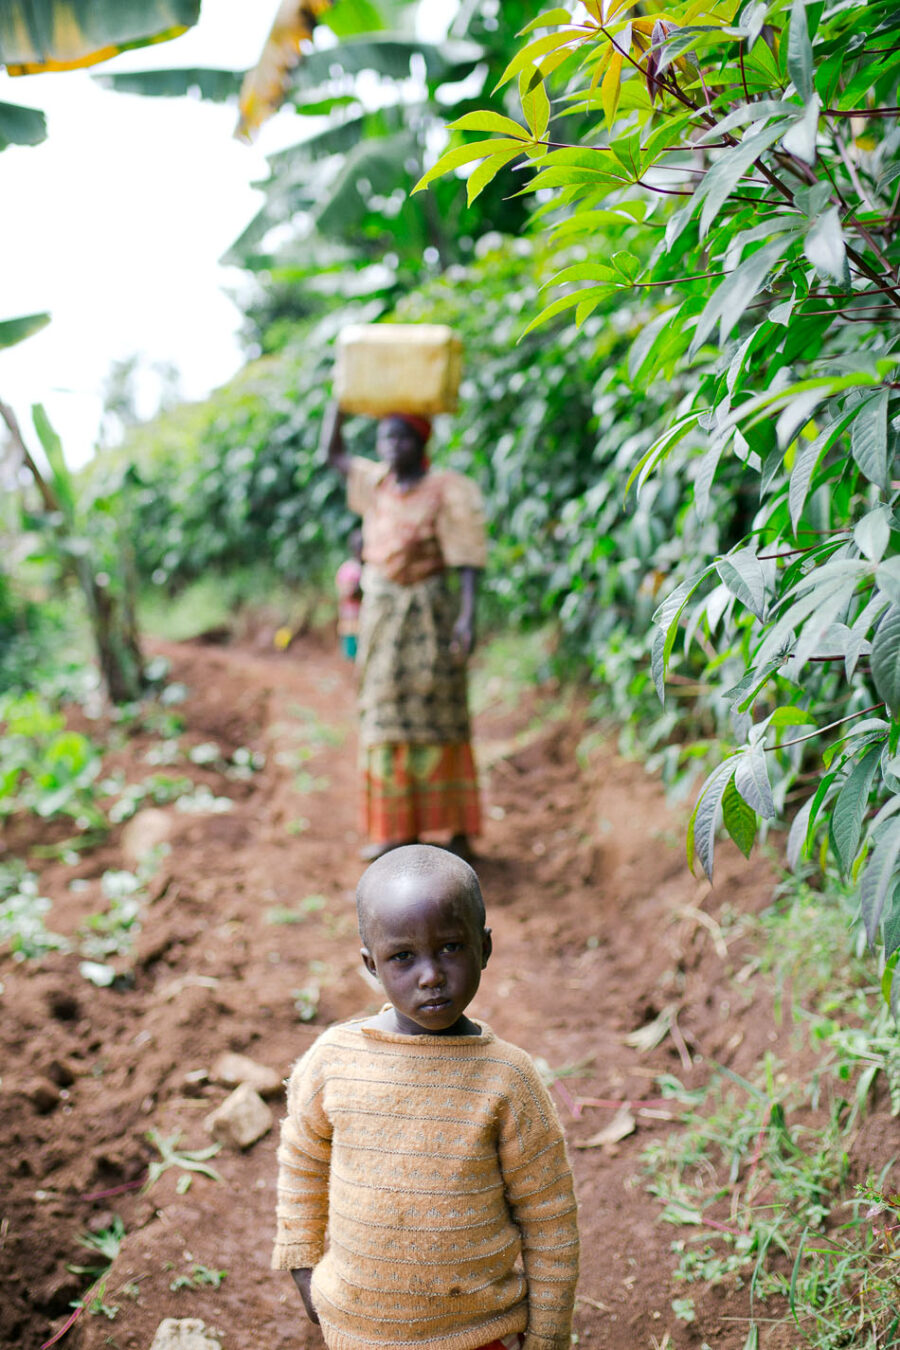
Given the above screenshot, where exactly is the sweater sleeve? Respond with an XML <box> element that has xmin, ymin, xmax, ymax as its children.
<box><xmin>271</xmin><ymin>1040</ymin><xmax>333</xmax><ymax>1271</ymax></box>
<box><xmin>498</xmin><ymin>1058</ymin><xmax>580</xmax><ymax>1350</ymax></box>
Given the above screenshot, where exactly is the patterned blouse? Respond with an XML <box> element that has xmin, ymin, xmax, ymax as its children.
<box><xmin>348</xmin><ymin>457</ymin><xmax>488</xmax><ymax>587</ymax></box>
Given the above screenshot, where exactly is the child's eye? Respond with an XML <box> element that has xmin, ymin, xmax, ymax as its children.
<box><xmin>389</xmin><ymin>951</ymin><xmax>412</xmax><ymax>962</ymax></box>
<box><xmin>442</xmin><ymin>942</ymin><xmax>463</xmax><ymax>953</ymax></box>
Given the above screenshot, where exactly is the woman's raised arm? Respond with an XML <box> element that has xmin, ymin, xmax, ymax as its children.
<box><xmin>320</xmin><ymin>400</ymin><xmax>352</xmax><ymax>478</ymax></box>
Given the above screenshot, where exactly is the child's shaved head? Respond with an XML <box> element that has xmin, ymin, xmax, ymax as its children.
<box><xmin>356</xmin><ymin>844</ymin><xmax>485</xmax><ymax>945</ymax></box>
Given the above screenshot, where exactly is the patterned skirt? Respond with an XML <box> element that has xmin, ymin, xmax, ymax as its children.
<box><xmin>357</xmin><ymin>569</ymin><xmax>481</xmax><ymax>842</ymax></box>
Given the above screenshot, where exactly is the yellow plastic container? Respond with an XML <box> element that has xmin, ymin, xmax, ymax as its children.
<box><xmin>334</xmin><ymin>323</ymin><xmax>463</xmax><ymax>417</ymax></box>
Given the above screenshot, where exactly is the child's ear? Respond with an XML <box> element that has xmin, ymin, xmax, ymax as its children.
<box><xmin>481</xmin><ymin>928</ymin><xmax>493</xmax><ymax>969</ymax></box>
<box><xmin>360</xmin><ymin>946</ymin><xmax>379</xmax><ymax>980</ymax></box>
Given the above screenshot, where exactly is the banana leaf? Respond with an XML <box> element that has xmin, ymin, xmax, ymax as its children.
<box><xmin>0</xmin><ymin>101</ymin><xmax>47</xmax><ymax>149</ymax></box>
<box><xmin>235</xmin><ymin>0</ymin><xmax>414</xmax><ymax>141</ymax></box>
<box><xmin>0</xmin><ymin>0</ymin><xmax>201</xmax><ymax>75</ymax></box>
<box><xmin>235</xmin><ymin>0</ymin><xmax>334</xmax><ymax>144</ymax></box>
<box><xmin>0</xmin><ymin>313</ymin><xmax>51</xmax><ymax>349</ymax></box>
<box><xmin>95</xmin><ymin>68</ymin><xmax>244</xmax><ymax>101</ymax></box>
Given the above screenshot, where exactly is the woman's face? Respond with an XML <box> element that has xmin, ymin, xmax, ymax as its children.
<box><xmin>376</xmin><ymin>417</ymin><xmax>425</xmax><ymax>476</ymax></box>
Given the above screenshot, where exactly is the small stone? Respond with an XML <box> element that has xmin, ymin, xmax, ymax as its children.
<box><xmin>212</xmin><ymin>1052</ymin><xmax>281</xmax><ymax>1098</ymax></box>
<box><xmin>204</xmin><ymin>1082</ymin><xmax>272</xmax><ymax>1150</ymax></box>
<box><xmin>148</xmin><ymin>1319</ymin><xmax>222</xmax><ymax>1349</ymax></box>
<box><xmin>121</xmin><ymin>807</ymin><xmax>173</xmax><ymax>865</ymax></box>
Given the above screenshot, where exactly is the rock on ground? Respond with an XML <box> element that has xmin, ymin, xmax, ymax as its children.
<box><xmin>212</xmin><ymin>1051</ymin><xmax>282</xmax><ymax>1098</ymax></box>
<box><xmin>148</xmin><ymin>1319</ymin><xmax>222</xmax><ymax>1349</ymax></box>
<box><xmin>204</xmin><ymin>1081</ymin><xmax>273</xmax><ymax>1149</ymax></box>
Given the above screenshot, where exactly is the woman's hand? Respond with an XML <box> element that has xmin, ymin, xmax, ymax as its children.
<box><xmin>291</xmin><ymin>1268</ymin><xmax>320</xmax><ymax>1324</ymax></box>
<box><xmin>450</xmin><ymin>566</ymin><xmax>480</xmax><ymax>661</ymax></box>
<box><xmin>450</xmin><ymin>613</ymin><xmax>475</xmax><ymax>662</ymax></box>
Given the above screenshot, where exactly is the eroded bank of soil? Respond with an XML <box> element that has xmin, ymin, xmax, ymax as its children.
<box><xmin>0</xmin><ymin>633</ymin><xmax>880</xmax><ymax>1350</ymax></box>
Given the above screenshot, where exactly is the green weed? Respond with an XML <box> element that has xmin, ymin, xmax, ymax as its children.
<box><xmin>169</xmin><ymin>1263</ymin><xmax>227</xmax><ymax>1292</ymax></box>
<box><xmin>643</xmin><ymin>869</ymin><xmax>900</xmax><ymax>1346</ymax></box>
<box><xmin>0</xmin><ymin>691</ymin><xmax>105</xmax><ymax>829</ymax></box>
<box><xmin>0</xmin><ymin>861</ymin><xmax>68</xmax><ymax>960</ymax></box>
<box><xmin>144</xmin><ymin>1131</ymin><xmax>223</xmax><ymax>1190</ymax></box>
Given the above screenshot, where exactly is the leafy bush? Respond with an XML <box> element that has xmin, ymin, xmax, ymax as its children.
<box><xmin>0</xmin><ymin>691</ymin><xmax>105</xmax><ymax>828</ymax></box>
<box><xmin>415</xmin><ymin>0</ymin><xmax>900</xmax><ymax>1003</ymax></box>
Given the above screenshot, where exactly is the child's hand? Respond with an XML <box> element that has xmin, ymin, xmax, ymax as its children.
<box><xmin>291</xmin><ymin>1268</ymin><xmax>320</xmax><ymax>1324</ymax></box>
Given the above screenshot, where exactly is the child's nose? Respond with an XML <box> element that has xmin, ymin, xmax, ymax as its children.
<box><xmin>418</xmin><ymin>961</ymin><xmax>444</xmax><ymax>988</ymax></box>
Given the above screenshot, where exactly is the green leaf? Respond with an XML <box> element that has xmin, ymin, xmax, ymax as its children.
<box><xmin>412</xmin><ymin>138</ymin><xmax>527</xmax><ymax>194</ymax></box>
<box><xmin>0</xmin><ymin>100</ymin><xmax>47</xmax><ymax>150</ymax></box>
<box><xmin>884</xmin><ymin>891</ymin><xmax>900</xmax><ymax>962</ymax></box>
<box><xmin>782</xmin><ymin>94</ymin><xmax>820</xmax><ymax>165</ymax></box>
<box><xmin>93</xmin><ymin>67</ymin><xmax>244</xmax><ymax>102</ymax></box>
<box><xmin>31</xmin><ymin>403</ymin><xmax>76</xmax><ymax>521</ymax></box>
<box><xmin>466</xmin><ymin>147</ymin><xmax>522</xmax><ymax>205</ymax></box>
<box><xmin>691</xmin><ymin>236</ymin><xmax>794</xmax><ymax>356</ymax></box>
<box><xmin>860</xmin><ymin>815</ymin><xmax>900</xmax><ymax>946</ymax></box>
<box><xmin>494</xmin><ymin>29</ymin><xmax>579</xmax><ymax>91</ymax></box>
<box><xmin>716</xmin><ymin>548</ymin><xmax>767</xmax><ymax>621</ymax></box>
<box><xmin>854</xmin><ymin>506</ymin><xmax>891</xmax><ymax>564</ymax></box>
<box><xmin>688</xmin><ymin>758</ymin><xmax>740</xmax><ymax>880</ymax></box>
<box><xmin>325</xmin><ymin>0</ymin><xmax>386</xmax><ymax>37</ymax></box>
<box><xmin>723</xmin><ymin>776</ymin><xmax>757</xmax><ymax>858</ymax></box>
<box><xmin>696</xmin><ymin>119</ymin><xmax>793</xmax><ymax>239</ymax></box>
<box><xmin>734</xmin><ymin>751</ymin><xmax>776</xmax><ymax>819</ymax></box>
<box><xmin>519</xmin><ymin>9</ymin><xmax>573</xmax><ymax>36</ymax></box>
<box><xmin>449</xmin><ymin>111</ymin><xmax>530</xmax><ymax>141</ymax></box>
<box><xmin>803</xmin><ymin>207</ymin><xmax>848</xmax><ymax>286</ymax></box>
<box><xmin>871</xmin><ymin>605</ymin><xmax>900</xmax><ymax>717</ymax></box>
<box><xmin>520</xmin><ymin>71</ymin><xmax>550</xmax><ymax>141</ymax></box>
<box><xmin>831</xmin><ymin>746</ymin><xmax>881</xmax><ymax>875</ymax></box>
<box><xmin>787</xmin><ymin>0</ymin><xmax>814</xmax><ymax>102</ymax></box>
<box><xmin>519</xmin><ymin>286</ymin><xmax>615</xmax><ymax>337</ymax></box>
<box><xmin>787</xmin><ymin>795</ymin><xmax>815</xmax><ymax>869</ymax></box>
<box><xmin>0</xmin><ymin>312</ymin><xmax>50</xmax><ymax>349</ymax></box>
<box><xmin>875</xmin><ymin>558</ymin><xmax>900</xmax><ymax>607</ymax></box>
<box><xmin>789</xmin><ymin>407</ymin><xmax>857</xmax><ymax>533</ymax></box>
<box><xmin>850</xmin><ymin>390</ymin><xmax>889</xmax><ymax>492</ymax></box>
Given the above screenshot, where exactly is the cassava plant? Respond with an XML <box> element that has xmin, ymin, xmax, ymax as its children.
<box><xmin>414</xmin><ymin>0</ymin><xmax>900</xmax><ymax>1006</ymax></box>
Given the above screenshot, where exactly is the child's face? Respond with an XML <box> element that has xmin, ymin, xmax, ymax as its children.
<box><xmin>361</xmin><ymin>876</ymin><xmax>491</xmax><ymax>1035</ymax></box>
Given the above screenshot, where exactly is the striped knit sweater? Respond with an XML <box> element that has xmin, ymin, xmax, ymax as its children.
<box><xmin>272</xmin><ymin>1019</ymin><xmax>579</xmax><ymax>1350</ymax></box>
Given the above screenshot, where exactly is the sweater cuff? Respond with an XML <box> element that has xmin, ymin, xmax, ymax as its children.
<box><xmin>270</xmin><ymin>1242</ymin><xmax>323</xmax><ymax>1271</ymax></box>
<box><xmin>523</xmin><ymin>1335</ymin><xmax>570</xmax><ymax>1350</ymax></box>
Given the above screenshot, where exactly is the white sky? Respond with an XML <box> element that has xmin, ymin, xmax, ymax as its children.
<box><xmin>0</xmin><ymin>1</ymin><xmax>330</xmax><ymax>467</ymax></box>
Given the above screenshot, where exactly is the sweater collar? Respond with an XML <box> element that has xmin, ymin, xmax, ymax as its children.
<box><xmin>358</xmin><ymin>1008</ymin><xmax>494</xmax><ymax>1046</ymax></box>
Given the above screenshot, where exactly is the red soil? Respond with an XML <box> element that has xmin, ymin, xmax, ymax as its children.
<box><xmin>0</xmin><ymin>633</ymin><xmax>890</xmax><ymax>1350</ymax></box>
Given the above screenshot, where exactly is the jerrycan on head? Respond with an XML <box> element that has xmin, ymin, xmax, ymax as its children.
<box><xmin>335</xmin><ymin>323</ymin><xmax>463</xmax><ymax>419</ymax></box>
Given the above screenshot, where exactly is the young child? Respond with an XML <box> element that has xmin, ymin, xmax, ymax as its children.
<box><xmin>335</xmin><ymin>529</ymin><xmax>363</xmax><ymax>660</ymax></box>
<box><xmin>272</xmin><ymin>845</ymin><xmax>579</xmax><ymax>1350</ymax></box>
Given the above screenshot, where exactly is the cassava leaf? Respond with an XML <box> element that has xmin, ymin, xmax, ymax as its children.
<box><xmin>860</xmin><ymin>816</ymin><xmax>900</xmax><ymax>947</ymax></box>
<box><xmin>871</xmin><ymin>605</ymin><xmax>900</xmax><ymax>716</ymax></box>
<box><xmin>734</xmin><ymin>751</ymin><xmax>776</xmax><ymax>819</ymax></box>
<box><xmin>723</xmin><ymin>776</ymin><xmax>757</xmax><ymax>858</ymax></box>
<box><xmin>850</xmin><ymin>390</ymin><xmax>890</xmax><ymax>492</ymax></box>
<box><xmin>831</xmin><ymin>746</ymin><xmax>881</xmax><ymax>875</ymax></box>
<box><xmin>716</xmin><ymin>548</ymin><xmax>767</xmax><ymax>621</ymax></box>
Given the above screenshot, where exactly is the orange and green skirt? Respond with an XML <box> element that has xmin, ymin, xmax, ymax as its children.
<box><xmin>362</xmin><ymin>741</ymin><xmax>481</xmax><ymax>844</ymax></box>
<box><xmin>357</xmin><ymin>570</ymin><xmax>481</xmax><ymax>843</ymax></box>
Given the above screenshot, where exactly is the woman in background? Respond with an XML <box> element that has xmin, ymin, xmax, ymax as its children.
<box><xmin>322</xmin><ymin>403</ymin><xmax>486</xmax><ymax>861</ymax></box>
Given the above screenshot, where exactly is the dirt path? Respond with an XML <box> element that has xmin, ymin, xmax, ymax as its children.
<box><xmin>2</xmin><ymin>633</ymin><xmax>785</xmax><ymax>1350</ymax></box>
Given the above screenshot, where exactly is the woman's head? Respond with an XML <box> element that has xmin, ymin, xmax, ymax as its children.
<box><xmin>376</xmin><ymin>413</ymin><xmax>431</xmax><ymax>477</ymax></box>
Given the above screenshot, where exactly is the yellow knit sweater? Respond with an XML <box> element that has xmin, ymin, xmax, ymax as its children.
<box><xmin>272</xmin><ymin>1019</ymin><xmax>579</xmax><ymax>1350</ymax></box>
